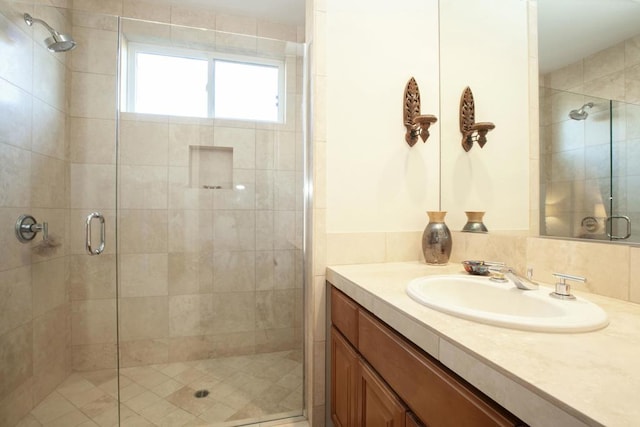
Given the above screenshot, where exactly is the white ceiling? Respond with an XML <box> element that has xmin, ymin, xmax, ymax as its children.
<box><xmin>164</xmin><ymin>1</ymin><xmax>640</xmax><ymax>74</ymax></box>
<box><xmin>538</xmin><ymin>0</ymin><xmax>640</xmax><ymax>73</ymax></box>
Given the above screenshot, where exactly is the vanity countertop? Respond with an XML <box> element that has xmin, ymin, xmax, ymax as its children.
<box><xmin>326</xmin><ymin>261</ymin><xmax>640</xmax><ymax>427</ymax></box>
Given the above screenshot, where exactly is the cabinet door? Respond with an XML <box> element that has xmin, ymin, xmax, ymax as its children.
<box><xmin>358</xmin><ymin>360</ymin><xmax>406</xmax><ymax>427</ymax></box>
<box><xmin>331</xmin><ymin>326</ymin><xmax>359</xmax><ymax>427</ymax></box>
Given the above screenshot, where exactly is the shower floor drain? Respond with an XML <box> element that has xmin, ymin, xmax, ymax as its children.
<box><xmin>194</xmin><ymin>389</ymin><xmax>210</xmax><ymax>398</ymax></box>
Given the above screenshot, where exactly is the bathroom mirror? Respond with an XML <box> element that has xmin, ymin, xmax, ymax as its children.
<box><xmin>538</xmin><ymin>0</ymin><xmax>640</xmax><ymax>244</ymax></box>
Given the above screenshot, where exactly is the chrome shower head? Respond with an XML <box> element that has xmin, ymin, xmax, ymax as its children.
<box><xmin>24</xmin><ymin>13</ymin><xmax>76</xmax><ymax>52</ymax></box>
<box><xmin>568</xmin><ymin>102</ymin><xmax>594</xmax><ymax>120</ymax></box>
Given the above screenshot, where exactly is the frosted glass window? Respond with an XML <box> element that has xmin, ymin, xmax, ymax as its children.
<box><xmin>134</xmin><ymin>53</ymin><xmax>208</xmax><ymax>117</ymax></box>
<box><xmin>214</xmin><ymin>60</ymin><xmax>280</xmax><ymax>122</ymax></box>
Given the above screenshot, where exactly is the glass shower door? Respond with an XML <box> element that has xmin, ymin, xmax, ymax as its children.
<box><xmin>114</xmin><ymin>17</ymin><xmax>305</xmax><ymax>426</ymax></box>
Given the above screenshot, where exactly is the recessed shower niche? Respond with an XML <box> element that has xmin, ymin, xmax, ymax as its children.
<box><xmin>189</xmin><ymin>145</ymin><xmax>233</xmax><ymax>189</ymax></box>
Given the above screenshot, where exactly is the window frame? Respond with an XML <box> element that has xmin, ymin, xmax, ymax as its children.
<box><xmin>125</xmin><ymin>41</ymin><xmax>286</xmax><ymax>123</ymax></box>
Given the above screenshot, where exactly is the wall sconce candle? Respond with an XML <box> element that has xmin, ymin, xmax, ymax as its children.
<box><xmin>459</xmin><ymin>86</ymin><xmax>495</xmax><ymax>152</ymax></box>
<box><xmin>403</xmin><ymin>77</ymin><xmax>438</xmax><ymax>147</ymax></box>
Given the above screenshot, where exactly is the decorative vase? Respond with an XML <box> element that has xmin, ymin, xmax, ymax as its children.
<box><xmin>462</xmin><ymin>211</ymin><xmax>488</xmax><ymax>233</ymax></box>
<box><xmin>421</xmin><ymin>211</ymin><xmax>452</xmax><ymax>265</ymax></box>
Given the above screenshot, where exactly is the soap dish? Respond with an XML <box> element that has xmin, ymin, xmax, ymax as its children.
<box><xmin>462</xmin><ymin>260</ymin><xmax>491</xmax><ymax>276</ymax></box>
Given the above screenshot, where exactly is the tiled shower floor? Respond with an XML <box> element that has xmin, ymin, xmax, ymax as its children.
<box><xmin>17</xmin><ymin>350</ymin><xmax>303</xmax><ymax>427</ymax></box>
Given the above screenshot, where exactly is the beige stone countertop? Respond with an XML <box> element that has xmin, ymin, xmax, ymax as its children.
<box><xmin>326</xmin><ymin>261</ymin><xmax>640</xmax><ymax>427</ymax></box>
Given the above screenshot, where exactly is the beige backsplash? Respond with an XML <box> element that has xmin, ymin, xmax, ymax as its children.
<box><xmin>327</xmin><ymin>231</ymin><xmax>640</xmax><ymax>304</ymax></box>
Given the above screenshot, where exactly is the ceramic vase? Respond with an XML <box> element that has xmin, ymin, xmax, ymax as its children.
<box><xmin>421</xmin><ymin>211</ymin><xmax>452</xmax><ymax>265</ymax></box>
<box><xmin>462</xmin><ymin>211</ymin><xmax>488</xmax><ymax>233</ymax></box>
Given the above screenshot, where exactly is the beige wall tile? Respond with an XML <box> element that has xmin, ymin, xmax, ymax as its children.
<box><xmin>168</xmin><ymin>253</ymin><xmax>201</xmax><ymax>295</ymax></box>
<box><xmin>69</xmin><ymin>118</ymin><xmax>116</xmax><ymax>164</ymax></box>
<box><xmin>274</xmin><ymin>211</ymin><xmax>296</xmax><ymax>250</ymax></box>
<box><xmin>0</xmin><ymin>15</ymin><xmax>33</xmax><ymax>92</ymax></box>
<box><xmin>169</xmin><ymin>294</ymin><xmax>213</xmax><ymax>337</ymax></box>
<box><xmin>0</xmin><ymin>267</ymin><xmax>32</xmax><ymax>336</ymax></box>
<box><xmin>70</xmin><ymin>26</ymin><xmax>118</xmax><ymax>75</ymax></box>
<box><xmin>168</xmin><ymin>122</ymin><xmax>213</xmax><ymax>167</ymax></box>
<box><xmin>119</xmin><ymin>339</ymin><xmax>169</xmax><ymax>367</ymax></box>
<box><xmin>71</xmin><ymin>299</ymin><xmax>117</xmax><ymax>345</ymax></box>
<box><xmin>120</xmin><ymin>120</ymin><xmax>169</xmax><ymax>166</ymax></box>
<box><xmin>123</xmin><ymin>0</ymin><xmax>170</xmax><ymax>22</ymax></box>
<box><xmin>584</xmin><ymin>42</ymin><xmax>625</xmax><ymax>83</ymax></box>
<box><xmin>32</xmin><ymin>257</ymin><xmax>66</xmax><ymax>316</ymax></box>
<box><xmin>119</xmin><ymin>166</ymin><xmax>168</xmax><ymax>210</ymax></box>
<box><xmin>118</xmin><ymin>210</ymin><xmax>168</xmax><ymax>254</ymax></box>
<box><xmin>31</xmin><ymin>154</ymin><xmax>66</xmax><ymax>208</ymax></box>
<box><xmin>70</xmin><ymin>72</ymin><xmax>116</xmax><ymax>119</ymax></box>
<box><xmin>31</xmin><ymin>99</ymin><xmax>66</xmax><ymax>160</ymax></box>
<box><xmin>214</xmin><ymin>127</ymin><xmax>256</xmax><ymax>169</ymax></box>
<box><xmin>120</xmin><ymin>253</ymin><xmax>168</xmax><ymax>298</ymax></box>
<box><xmin>33</xmin><ymin>305</ymin><xmax>70</xmax><ymax>403</ymax></box>
<box><xmin>0</xmin><ymin>144</ymin><xmax>31</xmax><ymax>208</ymax></box>
<box><xmin>256</xmin><ymin>212</ymin><xmax>275</xmax><ymax>252</ymax></box>
<box><xmin>213</xmin><ymin>210</ymin><xmax>255</xmax><ymax>251</ymax></box>
<box><xmin>70</xmin><ymin>163</ymin><xmax>116</xmax><ymax>209</ymax></box>
<box><xmin>257</xmin><ymin>20</ymin><xmax>297</xmax><ymax>42</ymax></box>
<box><xmin>213</xmin><ymin>170</ymin><xmax>256</xmax><ymax>210</ymax></box>
<box><xmin>0</xmin><ymin>208</ymin><xmax>33</xmax><ymax>271</ymax></box>
<box><xmin>211</xmin><ymin>292</ymin><xmax>255</xmax><ymax>334</ymax></box>
<box><xmin>170</xmin><ymin>5</ymin><xmax>216</xmax><ymax>30</ymax></box>
<box><xmin>72</xmin><ymin>0</ymin><xmax>123</xmax><ymax>15</ymax></box>
<box><xmin>527</xmin><ymin>237</ymin><xmax>630</xmax><ymax>299</ymax></box>
<box><xmin>216</xmin><ymin>14</ymin><xmax>256</xmax><ymax>35</ymax></box>
<box><xmin>0</xmin><ymin>378</ymin><xmax>34</xmax><ymax>427</ymax></box>
<box><xmin>385</xmin><ymin>231</ymin><xmax>422</xmax><ymax>262</ymax></box>
<box><xmin>168</xmin><ymin>209</ymin><xmax>213</xmax><ymax>254</ymax></box>
<box><xmin>119</xmin><ymin>296</ymin><xmax>168</xmax><ymax>341</ymax></box>
<box><xmin>0</xmin><ymin>79</ymin><xmax>33</xmax><ymax>150</ymax></box>
<box><xmin>630</xmin><ymin>247</ymin><xmax>640</xmax><ymax>303</ymax></box>
<box><xmin>255</xmin><ymin>327</ymin><xmax>298</xmax><ymax>353</ymax></box>
<box><xmin>256</xmin><ymin>290</ymin><xmax>295</xmax><ymax>330</ymax></box>
<box><xmin>33</xmin><ymin>46</ymin><xmax>66</xmax><ymax>112</ymax></box>
<box><xmin>212</xmin><ymin>251</ymin><xmax>255</xmax><ymax>292</ymax></box>
<box><xmin>71</xmin><ymin>343</ymin><xmax>117</xmax><ymax>371</ymax></box>
<box><xmin>68</xmin><ymin>254</ymin><xmax>117</xmax><ymax>300</ymax></box>
<box><xmin>0</xmin><ymin>323</ymin><xmax>33</xmax><ymax>402</ymax></box>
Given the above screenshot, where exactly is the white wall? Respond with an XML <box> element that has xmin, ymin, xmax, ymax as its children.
<box><xmin>325</xmin><ymin>0</ymin><xmax>440</xmax><ymax>233</ymax></box>
<box><xmin>439</xmin><ymin>0</ymin><xmax>531</xmax><ymax>231</ymax></box>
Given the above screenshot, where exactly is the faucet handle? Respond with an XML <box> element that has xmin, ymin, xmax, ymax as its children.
<box><xmin>550</xmin><ymin>273</ymin><xmax>586</xmax><ymax>300</ymax></box>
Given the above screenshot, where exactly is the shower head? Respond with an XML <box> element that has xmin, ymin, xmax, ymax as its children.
<box><xmin>24</xmin><ymin>13</ymin><xmax>76</xmax><ymax>52</ymax></box>
<box><xmin>569</xmin><ymin>102</ymin><xmax>594</xmax><ymax>120</ymax></box>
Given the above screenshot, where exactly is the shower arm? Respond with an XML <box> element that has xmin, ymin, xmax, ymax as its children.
<box><xmin>24</xmin><ymin>13</ymin><xmax>61</xmax><ymax>36</ymax></box>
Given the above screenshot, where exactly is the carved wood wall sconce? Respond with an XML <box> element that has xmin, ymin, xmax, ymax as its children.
<box><xmin>459</xmin><ymin>86</ymin><xmax>495</xmax><ymax>152</ymax></box>
<box><xmin>404</xmin><ymin>77</ymin><xmax>438</xmax><ymax>147</ymax></box>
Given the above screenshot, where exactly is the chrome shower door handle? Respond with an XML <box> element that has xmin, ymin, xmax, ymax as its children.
<box><xmin>86</xmin><ymin>212</ymin><xmax>106</xmax><ymax>255</ymax></box>
<box><xmin>606</xmin><ymin>215</ymin><xmax>631</xmax><ymax>240</ymax></box>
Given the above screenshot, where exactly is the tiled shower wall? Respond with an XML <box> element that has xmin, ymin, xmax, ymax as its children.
<box><xmin>539</xmin><ymin>32</ymin><xmax>640</xmax><ymax>239</ymax></box>
<box><xmin>0</xmin><ymin>2</ymin><xmax>72</xmax><ymax>425</ymax></box>
<box><xmin>1</xmin><ymin>0</ymin><xmax>305</xmax><ymax>424</ymax></box>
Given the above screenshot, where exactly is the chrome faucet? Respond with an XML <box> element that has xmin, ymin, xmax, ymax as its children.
<box><xmin>490</xmin><ymin>266</ymin><xmax>539</xmax><ymax>291</ymax></box>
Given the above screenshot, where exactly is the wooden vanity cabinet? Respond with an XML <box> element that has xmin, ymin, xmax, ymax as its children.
<box><xmin>330</xmin><ymin>285</ymin><xmax>524</xmax><ymax>427</ymax></box>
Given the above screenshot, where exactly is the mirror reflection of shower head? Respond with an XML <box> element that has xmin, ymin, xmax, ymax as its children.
<box><xmin>569</xmin><ymin>102</ymin><xmax>594</xmax><ymax>120</ymax></box>
<box><xmin>24</xmin><ymin>13</ymin><xmax>76</xmax><ymax>53</ymax></box>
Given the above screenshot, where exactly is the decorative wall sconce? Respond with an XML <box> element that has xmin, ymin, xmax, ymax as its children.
<box><xmin>403</xmin><ymin>77</ymin><xmax>438</xmax><ymax>147</ymax></box>
<box><xmin>459</xmin><ymin>86</ymin><xmax>495</xmax><ymax>152</ymax></box>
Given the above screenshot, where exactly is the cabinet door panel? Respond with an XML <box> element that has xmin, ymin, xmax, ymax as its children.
<box><xmin>331</xmin><ymin>326</ymin><xmax>359</xmax><ymax>427</ymax></box>
<box><xmin>331</xmin><ymin>286</ymin><xmax>359</xmax><ymax>344</ymax></box>
<box><xmin>358</xmin><ymin>360</ymin><xmax>406</xmax><ymax>427</ymax></box>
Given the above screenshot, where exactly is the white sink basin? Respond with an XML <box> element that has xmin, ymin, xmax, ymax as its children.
<box><xmin>406</xmin><ymin>275</ymin><xmax>608</xmax><ymax>332</ymax></box>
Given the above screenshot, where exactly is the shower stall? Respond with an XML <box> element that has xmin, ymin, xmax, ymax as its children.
<box><xmin>540</xmin><ymin>87</ymin><xmax>640</xmax><ymax>243</ymax></box>
<box><xmin>0</xmin><ymin>2</ymin><xmax>306</xmax><ymax>426</ymax></box>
